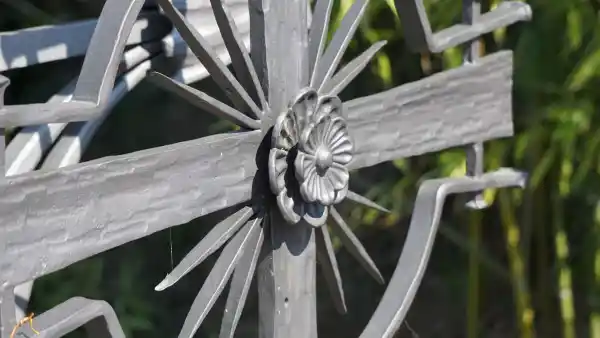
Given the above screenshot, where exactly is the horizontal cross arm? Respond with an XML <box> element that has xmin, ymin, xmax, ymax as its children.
<box><xmin>0</xmin><ymin>131</ymin><xmax>261</xmax><ymax>286</ymax></box>
<box><xmin>347</xmin><ymin>51</ymin><xmax>514</xmax><ymax>170</ymax></box>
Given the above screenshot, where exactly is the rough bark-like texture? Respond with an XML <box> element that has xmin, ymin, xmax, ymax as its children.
<box><xmin>0</xmin><ymin>131</ymin><xmax>261</xmax><ymax>286</ymax></box>
<box><xmin>346</xmin><ymin>51</ymin><xmax>514</xmax><ymax>170</ymax></box>
<box><xmin>0</xmin><ymin>51</ymin><xmax>513</xmax><ymax>287</ymax></box>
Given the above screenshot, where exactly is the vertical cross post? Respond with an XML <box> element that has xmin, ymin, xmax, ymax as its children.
<box><xmin>463</xmin><ymin>0</ymin><xmax>487</xmax><ymax>209</ymax></box>
<box><xmin>0</xmin><ymin>76</ymin><xmax>10</xmax><ymax>338</ymax></box>
<box><xmin>250</xmin><ymin>1</ymin><xmax>317</xmax><ymax>337</ymax></box>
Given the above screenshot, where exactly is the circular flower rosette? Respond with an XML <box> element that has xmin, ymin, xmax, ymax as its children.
<box><xmin>268</xmin><ymin>88</ymin><xmax>354</xmax><ymax>226</ymax></box>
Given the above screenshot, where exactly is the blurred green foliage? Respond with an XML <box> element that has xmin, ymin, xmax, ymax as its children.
<box><xmin>4</xmin><ymin>0</ymin><xmax>600</xmax><ymax>336</ymax></box>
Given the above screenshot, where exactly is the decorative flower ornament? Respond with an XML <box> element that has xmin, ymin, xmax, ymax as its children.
<box><xmin>268</xmin><ymin>88</ymin><xmax>354</xmax><ymax>226</ymax></box>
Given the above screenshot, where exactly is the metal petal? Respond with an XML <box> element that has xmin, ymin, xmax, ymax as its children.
<box><xmin>346</xmin><ymin>190</ymin><xmax>390</xmax><ymax>213</ymax></box>
<box><xmin>311</xmin><ymin>0</ymin><xmax>368</xmax><ymax>91</ymax></box>
<box><xmin>316</xmin><ymin>226</ymin><xmax>347</xmax><ymax>314</ymax></box>
<box><xmin>148</xmin><ymin>72</ymin><xmax>260</xmax><ymax>130</ymax></box>
<box><xmin>277</xmin><ymin>189</ymin><xmax>303</xmax><ymax>224</ymax></box>
<box><xmin>326</xmin><ymin>163</ymin><xmax>350</xmax><ymax>191</ymax></box>
<box><xmin>177</xmin><ymin>217</ymin><xmax>262</xmax><ymax>338</ymax></box>
<box><xmin>320</xmin><ymin>41</ymin><xmax>387</xmax><ymax>96</ymax></box>
<box><xmin>268</xmin><ymin>148</ymin><xmax>289</xmax><ymax>194</ymax></box>
<box><xmin>303</xmin><ymin>202</ymin><xmax>328</xmax><ymax>227</ymax></box>
<box><xmin>329</xmin><ymin>207</ymin><xmax>384</xmax><ymax>284</ymax></box>
<box><xmin>209</xmin><ymin>0</ymin><xmax>268</xmax><ymax>113</ymax></box>
<box><xmin>334</xmin><ymin>182</ymin><xmax>349</xmax><ymax>204</ymax></box>
<box><xmin>290</xmin><ymin>88</ymin><xmax>318</xmax><ymax>130</ymax></box>
<box><xmin>295</xmin><ymin>151</ymin><xmax>317</xmax><ymax>183</ymax></box>
<box><xmin>219</xmin><ymin>217</ymin><xmax>265</xmax><ymax>338</ymax></box>
<box><xmin>299</xmin><ymin>164</ymin><xmax>320</xmax><ymax>203</ymax></box>
<box><xmin>155</xmin><ymin>206</ymin><xmax>254</xmax><ymax>291</ymax></box>
<box><xmin>272</xmin><ymin>108</ymin><xmax>299</xmax><ymax>151</ymax></box>
<box><xmin>156</xmin><ymin>0</ymin><xmax>262</xmax><ymax>118</ymax></box>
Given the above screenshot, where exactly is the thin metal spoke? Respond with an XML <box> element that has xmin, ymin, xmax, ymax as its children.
<box><xmin>219</xmin><ymin>216</ymin><xmax>265</xmax><ymax>338</ymax></box>
<box><xmin>149</xmin><ymin>72</ymin><xmax>261</xmax><ymax>130</ymax></box>
<box><xmin>210</xmin><ymin>0</ymin><xmax>268</xmax><ymax>114</ymax></box>
<box><xmin>308</xmin><ymin>0</ymin><xmax>334</xmax><ymax>77</ymax></box>
<box><xmin>316</xmin><ymin>226</ymin><xmax>346</xmax><ymax>314</ymax></box>
<box><xmin>320</xmin><ymin>41</ymin><xmax>387</xmax><ymax>96</ymax></box>
<box><xmin>178</xmin><ymin>216</ymin><xmax>263</xmax><ymax>338</ymax></box>
<box><xmin>346</xmin><ymin>190</ymin><xmax>389</xmax><ymax>213</ymax></box>
<box><xmin>329</xmin><ymin>207</ymin><xmax>384</xmax><ymax>284</ymax></box>
<box><xmin>156</xmin><ymin>0</ymin><xmax>262</xmax><ymax>118</ymax></box>
<box><xmin>311</xmin><ymin>0</ymin><xmax>368</xmax><ymax>91</ymax></box>
<box><xmin>155</xmin><ymin>206</ymin><xmax>255</xmax><ymax>291</ymax></box>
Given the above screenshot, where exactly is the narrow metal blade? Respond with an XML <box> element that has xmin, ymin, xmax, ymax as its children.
<box><xmin>311</xmin><ymin>0</ymin><xmax>368</xmax><ymax>91</ymax></box>
<box><xmin>321</xmin><ymin>41</ymin><xmax>387</xmax><ymax>96</ymax></box>
<box><xmin>329</xmin><ymin>207</ymin><xmax>384</xmax><ymax>284</ymax></box>
<box><xmin>316</xmin><ymin>226</ymin><xmax>347</xmax><ymax>314</ymax></box>
<box><xmin>156</xmin><ymin>0</ymin><xmax>262</xmax><ymax>118</ymax></box>
<box><xmin>219</xmin><ymin>217</ymin><xmax>265</xmax><ymax>338</ymax></box>
<box><xmin>178</xmin><ymin>216</ymin><xmax>263</xmax><ymax>338</ymax></box>
<box><xmin>308</xmin><ymin>0</ymin><xmax>334</xmax><ymax>77</ymax></box>
<box><xmin>210</xmin><ymin>0</ymin><xmax>268</xmax><ymax>113</ymax></box>
<box><xmin>346</xmin><ymin>190</ymin><xmax>390</xmax><ymax>213</ymax></box>
<box><xmin>148</xmin><ymin>72</ymin><xmax>261</xmax><ymax>130</ymax></box>
<box><xmin>155</xmin><ymin>206</ymin><xmax>254</xmax><ymax>291</ymax></box>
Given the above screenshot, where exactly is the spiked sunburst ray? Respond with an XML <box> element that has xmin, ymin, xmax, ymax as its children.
<box><xmin>150</xmin><ymin>0</ymin><xmax>389</xmax><ymax>337</ymax></box>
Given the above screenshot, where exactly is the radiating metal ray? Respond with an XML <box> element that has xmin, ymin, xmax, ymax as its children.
<box><xmin>308</xmin><ymin>0</ymin><xmax>334</xmax><ymax>77</ymax></box>
<box><xmin>210</xmin><ymin>0</ymin><xmax>268</xmax><ymax>114</ymax></box>
<box><xmin>219</xmin><ymin>217</ymin><xmax>265</xmax><ymax>338</ymax></box>
<box><xmin>346</xmin><ymin>190</ymin><xmax>390</xmax><ymax>213</ymax></box>
<box><xmin>321</xmin><ymin>41</ymin><xmax>387</xmax><ymax>96</ymax></box>
<box><xmin>359</xmin><ymin>168</ymin><xmax>527</xmax><ymax>338</ymax></box>
<box><xmin>156</xmin><ymin>0</ymin><xmax>262</xmax><ymax>119</ymax></box>
<box><xmin>155</xmin><ymin>206</ymin><xmax>254</xmax><ymax>291</ymax></box>
<box><xmin>178</xmin><ymin>216</ymin><xmax>263</xmax><ymax>338</ymax></box>
<box><xmin>310</xmin><ymin>0</ymin><xmax>368</xmax><ymax>91</ymax></box>
<box><xmin>316</xmin><ymin>226</ymin><xmax>346</xmax><ymax>314</ymax></box>
<box><xmin>329</xmin><ymin>207</ymin><xmax>384</xmax><ymax>284</ymax></box>
<box><xmin>148</xmin><ymin>72</ymin><xmax>261</xmax><ymax>130</ymax></box>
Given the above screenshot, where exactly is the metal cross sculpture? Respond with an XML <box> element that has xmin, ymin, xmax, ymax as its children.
<box><xmin>0</xmin><ymin>0</ymin><xmax>532</xmax><ymax>337</ymax></box>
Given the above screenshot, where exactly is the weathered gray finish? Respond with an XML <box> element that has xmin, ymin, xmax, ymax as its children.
<box><xmin>395</xmin><ymin>0</ymin><xmax>532</xmax><ymax>53</ymax></box>
<box><xmin>0</xmin><ymin>0</ymin><xmax>533</xmax><ymax>337</ymax></box>
<box><xmin>0</xmin><ymin>50</ymin><xmax>512</xmax><ymax>287</ymax></box>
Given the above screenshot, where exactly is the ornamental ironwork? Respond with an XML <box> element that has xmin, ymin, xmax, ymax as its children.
<box><xmin>0</xmin><ymin>0</ymin><xmax>532</xmax><ymax>337</ymax></box>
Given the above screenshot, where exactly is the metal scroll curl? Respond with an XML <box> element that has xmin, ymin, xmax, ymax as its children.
<box><xmin>359</xmin><ymin>168</ymin><xmax>527</xmax><ymax>338</ymax></box>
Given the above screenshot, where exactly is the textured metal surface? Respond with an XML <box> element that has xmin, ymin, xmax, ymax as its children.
<box><xmin>13</xmin><ymin>297</ymin><xmax>125</xmax><ymax>338</ymax></box>
<box><xmin>0</xmin><ymin>0</ymin><xmax>534</xmax><ymax>337</ymax></box>
<box><xmin>0</xmin><ymin>49</ymin><xmax>513</xmax><ymax>287</ymax></box>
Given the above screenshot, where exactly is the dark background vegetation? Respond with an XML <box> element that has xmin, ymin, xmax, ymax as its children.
<box><xmin>1</xmin><ymin>0</ymin><xmax>598</xmax><ymax>337</ymax></box>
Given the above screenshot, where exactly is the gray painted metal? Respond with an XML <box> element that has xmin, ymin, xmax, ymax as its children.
<box><xmin>0</xmin><ymin>0</ymin><xmax>533</xmax><ymax>337</ymax></box>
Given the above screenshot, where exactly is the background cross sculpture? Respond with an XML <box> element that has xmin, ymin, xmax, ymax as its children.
<box><xmin>0</xmin><ymin>0</ymin><xmax>532</xmax><ymax>337</ymax></box>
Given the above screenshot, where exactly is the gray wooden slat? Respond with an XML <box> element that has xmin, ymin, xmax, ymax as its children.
<box><xmin>0</xmin><ymin>12</ymin><xmax>170</xmax><ymax>72</ymax></box>
<box><xmin>0</xmin><ymin>51</ymin><xmax>513</xmax><ymax>286</ymax></box>
<box><xmin>395</xmin><ymin>0</ymin><xmax>532</xmax><ymax>53</ymax></box>
<box><xmin>347</xmin><ymin>51</ymin><xmax>514</xmax><ymax>170</ymax></box>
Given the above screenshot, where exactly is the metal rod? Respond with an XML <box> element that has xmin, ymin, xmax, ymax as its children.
<box><xmin>463</xmin><ymin>0</ymin><xmax>487</xmax><ymax>210</ymax></box>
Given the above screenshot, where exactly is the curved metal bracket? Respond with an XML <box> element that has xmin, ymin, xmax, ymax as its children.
<box><xmin>12</xmin><ymin>297</ymin><xmax>125</xmax><ymax>338</ymax></box>
<box><xmin>394</xmin><ymin>0</ymin><xmax>532</xmax><ymax>53</ymax></box>
<box><xmin>359</xmin><ymin>168</ymin><xmax>527</xmax><ymax>338</ymax></box>
<box><xmin>0</xmin><ymin>0</ymin><xmax>147</xmax><ymax>128</ymax></box>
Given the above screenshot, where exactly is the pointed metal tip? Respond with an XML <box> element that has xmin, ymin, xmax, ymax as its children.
<box><xmin>155</xmin><ymin>277</ymin><xmax>172</xmax><ymax>291</ymax></box>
